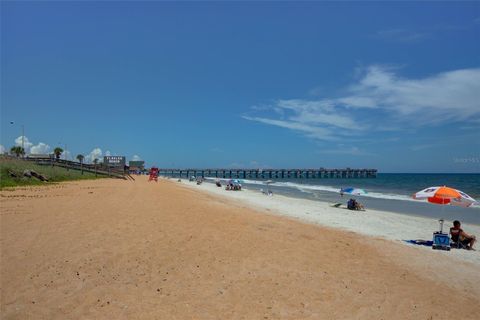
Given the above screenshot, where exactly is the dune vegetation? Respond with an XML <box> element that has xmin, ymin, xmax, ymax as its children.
<box><xmin>0</xmin><ymin>156</ymin><xmax>102</xmax><ymax>189</ymax></box>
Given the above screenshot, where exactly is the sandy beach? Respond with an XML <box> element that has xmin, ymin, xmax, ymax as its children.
<box><xmin>180</xmin><ymin>178</ymin><xmax>480</xmax><ymax>266</ymax></box>
<box><xmin>1</xmin><ymin>177</ymin><xmax>479</xmax><ymax>319</ymax></box>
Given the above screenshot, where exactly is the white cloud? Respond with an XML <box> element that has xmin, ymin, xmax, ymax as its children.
<box><xmin>410</xmin><ymin>144</ymin><xmax>435</xmax><ymax>152</ymax></box>
<box><xmin>374</xmin><ymin>28</ymin><xmax>429</xmax><ymax>43</ymax></box>
<box><xmin>0</xmin><ymin>145</ymin><xmax>5</xmax><ymax>154</ymax></box>
<box><xmin>132</xmin><ymin>155</ymin><xmax>142</xmax><ymax>161</ymax></box>
<box><xmin>242</xmin><ymin>98</ymin><xmax>364</xmax><ymax>141</ymax></box>
<box><xmin>30</xmin><ymin>142</ymin><xmax>51</xmax><ymax>155</ymax></box>
<box><xmin>14</xmin><ymin>136</ymin><xmax>52</xmax><ymax>155</ymax></box>
<box><xmin>243</xmin><ymin>66</ymin><xmax>480</xmax><ymax>142</ymax></box>
<box><xmin>289</xmin><ymin>109</ymin><xmax>362</xmax><ymax>130</ymax></box>
<box><xmin>317</xmin><ymin>146</ymin><xmax>375</xmax><ymax>156</ymax></box>
<box><xmin>85</xmin><ymin>148</ymin><xmax>103</xmax><ymax>163</ymax></box>
<box><xmin>63</xmin><ymin>150</ymin><xmax>72</xmax><ymax>161</ymax></box>
<box><xmin>14</xmin><ymin>136</ymin><xmax>33</xmax><ymax>153</ymax></box>
<box><xmin>243</xmin><ymin>116</ymin><xmax>337</xmax><ymax>141</ymax></box>
<box><xmin>105</xmin><ymin>150</ymin><xmax>111</xmax><ymax>157</ymax></box>
<box><xmin>344</xmin><ymin>66</ymin><xmax>480</xmax><ymax>123</ymax></box>
<box><xmin>375</xmin><ymin>23</ymin><xmax>473</xmax><ymax>43</ymax></box>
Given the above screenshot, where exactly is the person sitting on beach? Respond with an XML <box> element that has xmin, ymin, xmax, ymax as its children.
<box><xmin>347</xmin><ymin>199</ymin><xmax>356</xmax><ymax>210</ymax></box>
<box><xmin>355</xmin><ymin>201</ymin><xmax>365</xmax><ymax>210</ymax></box>
<box><xmin>347</xmin><ymin>199</ymin><xmax>364</xmax><ymax>211</ymax></box>
<box><xmin>450</xmin><ymin>220</ymin><xmax>476</xmax><ymax>250</ymax></box>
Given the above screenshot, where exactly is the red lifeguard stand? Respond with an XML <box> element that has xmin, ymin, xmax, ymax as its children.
<box><xmin>149</xmin><ymin>167</ymin><xmax>159</xmax><ymax>182</ymax></box>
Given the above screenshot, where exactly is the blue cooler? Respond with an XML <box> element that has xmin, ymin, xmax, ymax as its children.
<box><xmin>432</xmin><ymin>219</ymin><xmax>450</xmax><ymax>251</ymax></box>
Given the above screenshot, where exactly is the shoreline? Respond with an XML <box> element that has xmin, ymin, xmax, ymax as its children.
<box><xmin>201</xmin><ymin>177</ymin><xmax>480</xmax><ymax>225</ymax></box>
<box><xmin>173</xmin><ymin>178</ymin><xmax>480</xmax><ymax>266</ymax></box>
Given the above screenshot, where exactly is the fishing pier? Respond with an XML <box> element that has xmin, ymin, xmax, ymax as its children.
<box><xmin>159</xmin><ymin>168</ymin><xmax>377</xmax><ymax>179</ymax></box>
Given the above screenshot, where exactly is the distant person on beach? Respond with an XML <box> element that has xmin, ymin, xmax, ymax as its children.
<box><xmin>347</xmin><ymin>199</ymin><xmax>364</xmax><ymax>211</ymax></box>
<box><xmin>355</xmin><ymin>201</ymin><xmax>364</xmax><ymax>210</ymax></box>
<box><xmin>347</xmin><ymin>199</ymin><xmax>355</xmax><ymax>210</ymax></box>
<box><xmin>450</xmin><ymin>220</ymin><xmax>476</xmax><ymax>250</ymax></box>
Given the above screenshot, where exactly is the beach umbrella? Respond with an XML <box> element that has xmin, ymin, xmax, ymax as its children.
<box><xmin>412</xmin><ymin>186</ymin><xmax>477</xmax><ymax>208</ymax></box>
<box><xmin>340</xmin><ymin>187</ymin><xmax>367</xmax><ymax>196</ymax></box>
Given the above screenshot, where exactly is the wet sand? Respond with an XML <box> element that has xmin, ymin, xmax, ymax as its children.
<box><xmin>1</xmin><ymin>177</ymin><xmax>479</xmax><ymax>319</ymax></box>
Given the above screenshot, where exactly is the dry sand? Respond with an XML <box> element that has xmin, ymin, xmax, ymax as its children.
<box><xmin>1</xmin><ymin>177</ymin><xmax>479</xmax><ymax>319</ymax></box>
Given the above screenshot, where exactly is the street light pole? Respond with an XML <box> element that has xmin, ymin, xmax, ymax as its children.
<box><xmin>9</xmin><ymin>121</ymin><xmax>25</xmax><ymax>157</ymax></box>
<box><xmin>22</xmin><ymin>125</ymin><xmax>24</xmax><ymax>158</ymax></box>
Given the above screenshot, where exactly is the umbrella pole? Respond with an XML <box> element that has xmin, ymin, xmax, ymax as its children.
<box><xmin>441</xmin><ymin>198</ymin><xmax>446</xmax><ymax>233</ymax></box>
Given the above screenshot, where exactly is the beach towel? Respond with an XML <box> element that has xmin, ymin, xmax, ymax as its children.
<box><xmin>330</xmin><ymin>203</ymin><xmax>366</xmax><ymax>211</ymax></box>
<box><xmin>404</xmin><ymin>240</ymin><xmax>433</xmax><ymax>247</ymax></box>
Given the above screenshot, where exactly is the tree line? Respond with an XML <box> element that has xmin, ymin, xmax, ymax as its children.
<box><xmin>8</xmin><ymin>146</ymin><xmax>99</xmax><ymax>164</ymax></box>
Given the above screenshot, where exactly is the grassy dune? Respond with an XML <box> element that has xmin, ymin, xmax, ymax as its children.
<box><xmin>0</xmin><ymin>157</ymin><xmax>102</xmax><ymax>189</ymax></box>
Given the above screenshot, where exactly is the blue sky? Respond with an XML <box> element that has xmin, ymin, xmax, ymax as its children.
<box><xmin>1</xmin><ymin>1</ymin><xmax>479</xmax><ymax>172</ymax></box>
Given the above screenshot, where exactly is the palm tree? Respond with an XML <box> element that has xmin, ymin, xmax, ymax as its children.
<box><xmin>54</xmin><ymin>147</ymin><xmax>63</xmax><ymax>160</ymax></box>
<box><xmin>10</xmin><ymin>146</ymin><xmax>25</xmax><ymax>158</ymax></box>
<box><xmin>77</xmin><ymin>154</ymin><xmax>85</xmax><ymax>175</ymax></box>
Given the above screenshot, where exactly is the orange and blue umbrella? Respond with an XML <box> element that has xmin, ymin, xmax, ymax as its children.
<box><xmin>412</xmin><ymin>186</ymin><xmax>477</xmax><ymax>208</ymax></box>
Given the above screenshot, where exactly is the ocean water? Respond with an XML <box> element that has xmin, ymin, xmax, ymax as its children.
<box><xmin>205</xmin><ymin>173</ymin><xmax>480</xmax><ymax>225</ymax></box>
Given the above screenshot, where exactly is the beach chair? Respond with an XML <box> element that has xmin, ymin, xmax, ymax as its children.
<box><xmin>450</xmin><ymin>239</ymin><xmax>468</xmax><ymax>249</ymax></box>
<box><xmin>449</xmin><ymin>229</ymin><xmax>468</xmax><ymax>249</ymax></box>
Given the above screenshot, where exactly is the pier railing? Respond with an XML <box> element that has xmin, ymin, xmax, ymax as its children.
<box><xmin>158</xmin><ymin>168</ymin><xmax>377</xmax><ymax>179</ymax></box>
